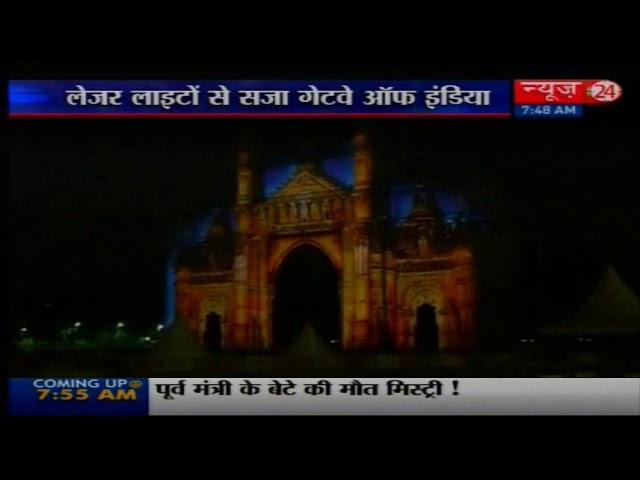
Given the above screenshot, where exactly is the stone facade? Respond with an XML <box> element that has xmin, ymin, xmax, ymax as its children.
<box><xmin>176</xmin><ymin>133</ymin><xmax>477</xmax><ymax>352</ymax></box>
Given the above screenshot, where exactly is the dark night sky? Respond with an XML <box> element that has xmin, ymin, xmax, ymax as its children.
<box><xmin>8</xmin><ymin>60</ymin><xmax>640</xmax><ymax>338</ymax></box>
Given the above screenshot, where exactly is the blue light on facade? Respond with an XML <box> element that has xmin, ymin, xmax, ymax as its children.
<box><xmin>263</xmin><ymin>163</ymin><xmax>297</xmax><ymax>198</ymax></box>
<box><xmin>164</xmin><ymin>211</ymin><xmax>215</xmax><ymax>326</ymax></box>
<box><xmin>321</xmin><ymin>155</ymin><xmax>354</xmax><ymax>187</ymax></box>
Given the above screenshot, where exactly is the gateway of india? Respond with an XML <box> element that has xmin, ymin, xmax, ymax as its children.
<box><xmin>175</xmin><ymin>132</ymin><xmax>477</xmax><ymax>352</ymax></box>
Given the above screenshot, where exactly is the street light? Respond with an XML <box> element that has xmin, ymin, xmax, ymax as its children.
<box><xmin>20</xmin><ymin>327</ymin><xmax>28</xmax><ymax>333</ymax></box>
<box><xmin>116</xmin><ymin>322</ymin><xmax>125</xmax><ymax>329</ymax></box>
<box><xmin>156</xmin><ymin>324</ymin><xmax>164</xmax><ymax>332</ymax></box>
<box><xmin>74</xmin><ymin>322</ymin><xmax>82</xmax><ymax>328</ymax></box>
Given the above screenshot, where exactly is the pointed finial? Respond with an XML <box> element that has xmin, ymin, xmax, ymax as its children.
<box><xmin>354</xmin><ymin>130</ymin><xmax>370</xmax><ymax>150</ymax></box>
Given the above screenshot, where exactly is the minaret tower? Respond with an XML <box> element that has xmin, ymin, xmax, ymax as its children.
<box><xmin>346</xmin><ymin>131</ymin><xmax>375</xmax><ymax>349</ymax></box>
<box><xmin>353</xmin><ymin>131</ymin><xmax>373</xmax><ymax>221</ymax></box>
<box><xmin>235</xmin><ymin>138</ymin><xmax>254</xmax><ymax>234</ymax></box>
<box><xmin>232</xmin><ymin>137</ymin><xmax>255</xmax><ymax>349</ymax></box>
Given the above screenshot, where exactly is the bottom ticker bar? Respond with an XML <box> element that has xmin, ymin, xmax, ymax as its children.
<box><xmin>149</xmin><ymin>378</ymin><xmax>639</xmax><ymax>416</ymax></box>
<box><xmin>10</xmin><ymin>378</ymin><xmax>639</xmax><ymax>415</ymax></box>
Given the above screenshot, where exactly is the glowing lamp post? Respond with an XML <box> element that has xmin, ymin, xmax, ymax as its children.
<box><xmin>114</xmin><ymin>321</ymin><xmax>126</xmax><ymax>341</ymax></box>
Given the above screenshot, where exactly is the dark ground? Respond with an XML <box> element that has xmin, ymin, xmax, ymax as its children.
<box><xmin>11</xmin><ymin>322</ymin><xmax>640</xmax><ymax>378</ymax></box>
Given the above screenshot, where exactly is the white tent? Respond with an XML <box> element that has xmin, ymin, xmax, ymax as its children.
<box><xmin>151</xmin><ymin>320</ymin><xmax>215</xmax><ymax>372</ymax></box>
<box><xmin>541</xmin><ymin>266</ymin><xmax>640</xmax><ymax>336</ymax></box>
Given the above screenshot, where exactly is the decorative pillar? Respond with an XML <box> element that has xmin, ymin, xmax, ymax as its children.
<box><xmin>341</xmin><ymin>225</ymin><xmax>355</xmax><ymax>349</ymax></box>
<box><xmin>258</xmin><ymin>232</ymin><xmax>269</xmax><ymax>350</ymax></box>
<box><xmin>233</xmin><ymin>138</ymin><xmax>254</xmax><ymax>349</ymax></box>
<box><xmin>350</xmin><ymin>132</ymin><xmax>374</xmax><ymax>349</ymax></box>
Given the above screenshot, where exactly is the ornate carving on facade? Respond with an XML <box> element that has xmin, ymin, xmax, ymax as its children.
<box><xmin>176</xmin><ymin>133</ymin><xmax>477</xmax><ymax>352</ymax></box>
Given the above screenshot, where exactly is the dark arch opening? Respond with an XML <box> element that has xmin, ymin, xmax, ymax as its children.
<box><xmin>203</xmin><ymin>312</ymin><xmax>222</xmax><ymax>351</ymax></box>
<box><xmin>415</xmin><ymin>304</ymin><xmax>438</xmax><ymax>352</ymax></box>
<box><xmin>272</xmin><ymin>244</ymin><xmax>340</xmax><ymax>351</ymax></box>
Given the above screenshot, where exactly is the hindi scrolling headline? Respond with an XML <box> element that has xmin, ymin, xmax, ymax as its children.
<box><xmin>8</xmin><ymin>80</ymin><xmax>511</xmax><ymax>118</ymax></box>
<box><xmin>154</xmin><ymin>378</ymin><xmax>451</xmax><ymax>399</ymax></box>
<box><xmin>148</xmin><ymin>378</ymin><xmax>639</xmax><ymax>415</ymax></box>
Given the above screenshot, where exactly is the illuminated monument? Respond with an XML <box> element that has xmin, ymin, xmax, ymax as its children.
<box><xmin>176</xmin><ymin>133</ymin><xmax>477</xmax><ymax>352</ymax></box>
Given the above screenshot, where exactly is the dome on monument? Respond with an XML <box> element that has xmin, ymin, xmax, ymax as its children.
<box><xmin>409</xmin><ymin>189</ymin><xmax>440</xmax><ymax>221</ymax></box>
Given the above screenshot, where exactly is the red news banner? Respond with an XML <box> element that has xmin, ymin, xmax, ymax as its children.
<box><xmin>514</xmin><ymin>79</ymin><xmax>622</xmax><ymax>105</ymax></box>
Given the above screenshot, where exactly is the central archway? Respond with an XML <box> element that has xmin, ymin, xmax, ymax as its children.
<box><xmin>203</xmin><ymin>312</ymin><xmax>222</xmax><ymax>351</ymax></box>
<box><xmin>272</xmin><ymin>244</ymin><xmax>341</xmax><ymax>351</ymax></box>
<box><xmin>415</xmin><ymin>303</ymin><xmax>438</xmax><ymax>352</ymax></box>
